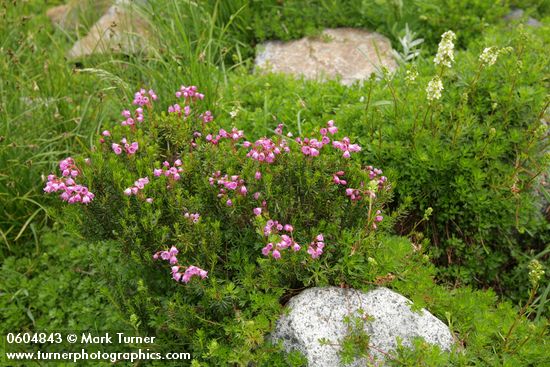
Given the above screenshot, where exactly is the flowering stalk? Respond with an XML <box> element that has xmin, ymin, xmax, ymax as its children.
<box><xmin>43</xmin><ymin>157</ymin><xmax>94</xmax><ymax>204</ymax></box>
<box><xmin>153</xmin><ymin>245</ymin><xmax>208</xmax><ymax>284</ymax></box>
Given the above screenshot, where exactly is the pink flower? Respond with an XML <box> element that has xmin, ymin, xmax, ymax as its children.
<box><xmin>200</xmin><ymin>111</ymin><xmax>213</xmax><ymax>123</ymax></box>
<box><xmin>306</xmin><ymin>234</ymin><xmax>325</xmax><ymax>259</ymax></box>
<box><xmin>327</xmin><ymin>120</ymin><xmax>338</xmax><ymax>135</ymax></box>
<box><xmin>253</xmin><ymin>207</ymin><xmax>262</xmax><ymax>216</ymax></box>
<box><xmin>44</xmin><ymin>160</ymin><xmax>95</xmax><ymax>205</ymax></box>
<box><xmin>175</xmin><ymin>85</ymin><xmax>204</xmax><ymax>102</ymax></box>
<box><xmin>246</xmin><ymin>137</ymin><xmax>288</xmax><ymax>164</ymax></box>
<box><xmin>126</xmin><ymin>142</ymin><xmax>139</xmax><ymax>155</ymax></box>
<box><xmin>133</xmin><ymin>88</ymin><xmax>157</xmax><ymax>106</ymax></box>
<box><xmin>184</xmin><ymin>212</ymin><xmax>200</xmax><ymax>223</ymax></box>
<box><xmin>333</xmin><ymin>137</ymin><xmax>361</xmax><ymax>158</ymax></box>
<box><xmin>102</xmin><ymin>130</ymin><xmax>111</xmax><ymax>137</ymax></box>
<box><xmin>124</xmin><ymin>177</ymin><xmax>149</xmax><ymax>196</ymax></box>
<box><xmin>112</xmin><ymin>143</ymin><xmax>122</xmax><ymax>155</ymax></box>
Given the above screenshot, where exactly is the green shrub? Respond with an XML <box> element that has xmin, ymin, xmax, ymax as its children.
<box><xmin>48</xmin><ymin>69</ymin><xmax>548</xmax><ymax>364</ymax></box>
<box><xmin>52</xmin><ymin>84</ymin><xmax>401</xmax><ymax>364</ymax></box>
<box><xmin>224</xmin><ymin>23</ymin><xmax>550</xmax><ymax>301</ymax></box>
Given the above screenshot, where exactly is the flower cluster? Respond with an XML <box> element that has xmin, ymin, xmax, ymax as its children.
<box><xmin>175</xmin><ymin>85</ymin><xmax>204</xmax><ymax>102</ymax></box>
<box><xmin>372</xmin><ymin>210</ymin><xmax>384</xmax><ymax>230</ymax></box>
<box><xmin>133</xmin><ymin>89</ymin><xmax>157</xmax><ymax>107</ymax></box>
<box><xmin>154</xmin><ymin>160</ymin><xmax>183</xmax><ymax>181</ymax></box>
<box><xmin>332</xmin><ymin>171</ymin><xmax>347</xmax><ymax>185</ymax></box>
<box><xmin>124</xmin><ymin>177</ymin><xmax>149</xmax><ymax>196</ymax></box>
<box><xmin>209</xmin><ymin>172</ymin><xmax>247</xmax><ymax>206</ymax></box>
<box><xmin>153</xmin><ymin>246</ymin><xmax>208</xmax><ymax>283</ymax></box>
<box><xmin>324</xmin><ymin>120</ymin><xmax>338</xmax><ymax>135</ymax></box>
<box><xmin>244</xmin><ymin>137</ymin><xmax>289</xmax><ymax>164</ymax></box>
<box><xmin>307</xmin><ymin>234</ymin><xmax>325</xmax><ymax>259</ymax></box>
<box><xmin>59</xmin><ymin>157</ymin><xmax>79</xmax><ymax>177</ymax></box>
<box><xmin>296</xmin><ymin>137</ymin><xmax>324</xmax><ymax>157</ymax></box>
<box><xmin>479</xmin><ymin>46</ymin><xmax>512</xmax><ymax>67</ymax></box>
<box><xmin>121</xmin><ymin>107</ymin><xmax>144</xmax><ymax>127</ymax></box>
<box><xmin>433</xmin><ymin>30</ymin><xmax>456</xmax><ymax>68</ymax></box>
<box><xmin>184</xmin><ymin>212</ymin><xmax>200</xmax><ymax>223</ymax></box>
<box><xmin>153</xmin><ymin>246</ymin><xmax>179</xmax><ymax>265</ymax></box>
<box><xmin>261</xmin><ymin>220</ymin><xmax>300</xmax><ymax>259</ymax></box>
<box><xmin>112</xmin><ymin>138</ymin><xmax>138</xmax><ymax>156</ymax></box>
<box><xmin>405</xmin><ymin>68</ymin><xmax>418</xmax><ymax>83</ymax></box>
<box><xmin>343</xmin><ymin>166</ymin><xmax>387</xmax><ymax>202</ymax></box>
<box><xmin>528</xmin><ymin>259</ymin><xmax>545</xmax><ymax>287</ymax></box>
<box><xmin>274</xmin><ymin>123</ymin><xmax>284</xmax><ymax>135</ymax></box>
<box><xmin>206</xmin><ymin>127</ymin><xmax>244</xmax><ymax>145</ymax></box>
<box><xmin>366</xmin><ymin>166</ymin><xmax>388</xmax><ymax>189</ymax></box>
<box><xmin>168</xmin><ymin>103</ymin><xmax>191</xmax><ymax>117</ymax></box>
<box><xmin>345</xmin><ymin>187</ymin><xmax>363</xmax><ymax>201</ymax></box>
<box><xmin>426</xmin><ymin>76</ymin><xmax>444</xmax><ymax>101</ymax></box>
<box><xmin>332</xmin><ymin>137</ymin><xmax>362</xmax><ymax>158</ymax></box>
<box><xmin>171</xmin><ymin>265</ymin><xmax>208</xmax><ymax>283</ymax></box>
<box><xmin>200</xmin><ymin>111</ymin><xmax>213</xmax><ymax>123</ymax></box>
<box><xmin>43</xmin><ymin>158</ymin><xmax>95</xmax><ymax>204</ymax></box>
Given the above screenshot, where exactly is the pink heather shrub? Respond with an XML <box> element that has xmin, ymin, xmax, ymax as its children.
<box><xmin>54</xmin><ymin>85</ymin><xmax>391</xmax><ymax>287</ymax></box>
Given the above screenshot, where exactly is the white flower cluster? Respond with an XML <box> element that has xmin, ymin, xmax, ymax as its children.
<box><xmin>479</xmin><ymin>47</ymin><xmax>498</xmax><ymax>66</ymax></box>
<box><xmin>426</xmin><ymin>76</ymin><xmax>444</xmax><ymax>101</ymax></box>
<box><xmin>433</xmin><ymin>31</ymin><xmax>456</xmax><ymax>68</ymax></box>
<box><xmin>479</xmin><ymin>46</ymin><xmax>513</xmax><ymax>67</ymax></box>
<box><xmin>405</xmin><ymin>68</ymin><xmax>418</xmax><ymax>83</ymax></box>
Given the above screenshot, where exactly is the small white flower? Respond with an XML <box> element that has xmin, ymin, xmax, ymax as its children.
<box><xmin>229</xmin><ymin>108</ymin><xmax>239</xmax><ymax>118</ymax></box>
<box><xmin>479</xmin><ymin>46</ymin><xmax>512</xmax><ymax>67</ymax></box>
<box><xmin>433</xmin><ymin>31</ymin><xmax>456</xmax><ymax>68</ymax></box>
<box><xmin>479</xmin><ymin>47</ymin><xmax>498</xmax><ymax>67</ymax></box>
<box><xmin>405</xmin><ymin>68</ymin><xmax>418</xmax><ymax>83</ymax></box>
<box><xmin>426</xmin><ymin>76</ymin><xmax>444</xmax><ymax>101</ymax></box>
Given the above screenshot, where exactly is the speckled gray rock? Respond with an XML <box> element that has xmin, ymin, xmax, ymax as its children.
<box><xmin>272</xmin><ymin>287</ymin><xmax>454</xmax><ymax>366</ymax></box>
<box><xmin>255</xmin><ymin>28</ymin><xmax>397</xmax><ymax>86</ymax></box>
<box><xmin>67</xmin><ymin>0</ymin><xmax>150</xmax><ymax>59</ymax></box>
<box><xmin>504</xmin><ymin>9</ymin><xmax>542</xmax><ymax>27</ymax></box>
<box><xmin>46</xmin><ymin>0</ymin><xmax>113</xmax><ymax>31</ymax></box>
